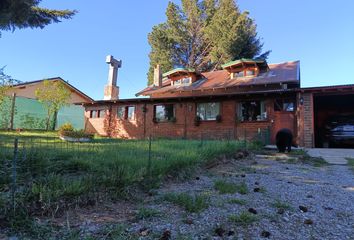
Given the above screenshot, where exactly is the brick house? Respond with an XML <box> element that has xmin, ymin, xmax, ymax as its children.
<box><xmin>81</xmin><ymin>57</ymin><xmax>354</xmax><ymax>148</ymax></box>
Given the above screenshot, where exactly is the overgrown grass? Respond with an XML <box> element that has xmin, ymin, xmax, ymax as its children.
<box><xmin>228</xmin><ymin>211</ymin><xmax>258</xmax><ymax>225</ymax></box>
<box><xmin>163</xmin><ymin>192</ymin><xmax>209</xmax><ymax>213</ymax></box>
<box><xmin>0</xmin><ymin>130</ymin><xmax>247</xmax><ymax>233</ymax></box>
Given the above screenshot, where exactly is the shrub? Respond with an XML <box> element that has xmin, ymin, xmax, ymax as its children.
<box><xmin>61</xmin><ymin>130</ymin><xmax>93</xmax><ymax>139</ymax></box>
<box><xmin>58</xmin><ymin>123</ymin><xmax>93</xmax><ymax>139</ymax></box>
<box><xmin>58</xmin><ymin>123</ymin><xmax>74</xmax><ymax>135</ymax></box>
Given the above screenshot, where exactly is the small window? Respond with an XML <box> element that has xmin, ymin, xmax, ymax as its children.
<box><xmin>117</xmin><ymin>106</ymin><xmax>136</xmax><ymax>120</ymax></box>
<box><xmin>117</xmin><ymin>106</ymin><xmax>125</xmax><ymax>119</ymax></box>
<box><xmin>246</xmin><ymin>69</ymin><xmax>255</xmax><ymax>76</ymax></box>
<box><xmin>154</xmin><ymin>104</ymin><xmax>174</xmax><ymax>122</ymax></box>
<box><xmin>90</xmin><ymin>110</ymin><xmax>105</xmax><ymax>118</ymax></box>
<box><xmin>197</xmin><ymin>102</ymin><xmax>220</xmax><ymax>120</ymax></box>
<box><xmin>127</xmin><ymin>106</ymin><xmax>135</xmax><ymax>120</ymax></box>
<box><xmin>173</xmin><ymin>77</ymin><xmax>191</xmax><ymax>86</ymax></box>
<box><xmin>238</xmin><ymin>101</ymin><xmax>267</xmax><ymax>121</ymax></box>
<box><xmin>99</xmin><ymin>110</ymin><xmax>105</xmax><ymax>118</ymax></box>
<box><xmin>235</xmin><ymin>71</ymin><xmax>244</xmax><ymax>77</ymax></box>
<box><xmin>274</xmin><ymin>99</ymin><xmax>295</xmax><ymax>112</ymax></box>
<box><xmin>90</xmin><ymin>110</ymin><xmax>98</xmax><ymax>118</ymax></box>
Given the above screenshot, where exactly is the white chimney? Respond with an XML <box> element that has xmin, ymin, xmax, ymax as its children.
<box><xmin>153</xmin><ymin>64</ymin><xmax>162</xmax><ymax>87</ymax></box>
<box><xmin>104</xmin><ymin>55</ymin><xmax>122</xmax><ymax>100</ymax></box>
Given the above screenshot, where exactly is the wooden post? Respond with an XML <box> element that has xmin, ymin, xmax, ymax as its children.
<box><xmin>9</xmin><ymin>93</ymin><xmax>16</xmax><ymax>130</ymax></box>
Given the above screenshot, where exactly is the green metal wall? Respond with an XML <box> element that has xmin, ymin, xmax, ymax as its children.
<box><xmin>0</xmin><ymin>96</ymin><xmax>84</xmax><ymax>130</ymax></box>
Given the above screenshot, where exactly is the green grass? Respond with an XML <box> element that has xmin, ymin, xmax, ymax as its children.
<box><xmin>228</xmin><ymin>198</ymin><xmax>247</xmax><ymax>205</ymax></box>
<box><xmin>0</xmin><ymin>130</ymin><xmax>245</xmax><ymax>232</ymax></box>
<box><xmin>272</xmin><ymin>199</ymin><xmax>292</xmax><ymax>210</ymax></box>
<box><xmin>228</xmin><ymin>211</ymin><xmax>258</xmax><ymax>226</ymax></box>
<box><xmin>135</xmin><ymin>207</ymin><xmax>160</xmax><ymax>220</ymax></box>
<box><xmin>214</xmin><ymin>179</ymin><xmax>238</xmax><ymax>194</ymax></box>
<box><xmin>346</xmin><ymin>158</ymin><xmax>354</xmax><ymax>171</ymax></box>
<box><xmin>163</xmin><ymin>192</ymin><xmax>209</xmax><ymax>213</ymax></box>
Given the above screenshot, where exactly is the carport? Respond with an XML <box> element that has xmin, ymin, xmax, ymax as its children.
<box><xmin>302</xmin><ymin>85</ymin><xmax>354</xmax><ymax>148</ymax></box>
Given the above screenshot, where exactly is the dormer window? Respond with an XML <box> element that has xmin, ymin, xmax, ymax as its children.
<box><xmin>222</xmin><ymin>58</ymin><xmax>268</xmax><ymax>79</ymax></box>
<box><xmin>163</xmin><ymin>67</ymin><xmax>197</xmax><ymax>87</ymax></box>
<box><xmin>246</xmin><ymin>69</ymin><xmax>255</xmax><ymax>76</ymax></box>
<box><xmin>173</xmin><ymin>77</ymin><xmax>191</xmax><ymax>86</ymax></box>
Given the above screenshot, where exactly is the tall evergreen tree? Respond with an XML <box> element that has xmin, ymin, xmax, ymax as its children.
<box><xmin>147</xmin><ymin>0</ymin><xmax>269</xmax><ymax>84</ymax></box>
<box><xmin>0</xmin><ymin>0</ymin><xmax>76</xmax><ymax>36</ymax></box>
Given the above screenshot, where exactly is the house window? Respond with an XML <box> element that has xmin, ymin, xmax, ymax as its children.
<box><xmin>238</xmin><ymin>101</ymin><xmax>266</xmax><ymax>121</ymax></box>
<box><xmin>90</xmin><ymin>110</ymin><xmax>105</xmax><ymax>118</ymax></box>
<box><xmin>197</xmin><ymin>102</ymin><xmax>220</xmax><ymax>120</ymax></box>
<box><xmin>274</xmin><ymin>99</ymin><xmax>295</xmax><ymax>112</ymax></box>
<box><xmin>173</xmin><ymin>77</ymin><xmax>191</xmax><ymax>86</ymax></box>
<box><xmin>154</xmin><ymin>104</ymin><xmax>174</xmax><ymax>122</ymax></box>
<box><xmin>246</xmin><ymin>69</ymin><xmax>255</xmax><ymax>76</ymax></box>
<box><xmin>117</xmin><ymin>106</ymin><xmax>136</xmax><ymax>120</ymax></box>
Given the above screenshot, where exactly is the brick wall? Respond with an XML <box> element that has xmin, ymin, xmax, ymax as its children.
<box><xmin>298</xmin><ymin>93</ymin><xmax>314</xmax><ymax>147</ymax></box>
<box><xmin>84</xmin><ymin>95</ymin><xmax>298</xmax><ymax>145</ymax></box>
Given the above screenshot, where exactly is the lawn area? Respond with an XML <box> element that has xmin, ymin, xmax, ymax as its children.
<box><xmin>0</xmin><ymin>130</ymin><xmax>246</xmax><ymax>232</ymax></box>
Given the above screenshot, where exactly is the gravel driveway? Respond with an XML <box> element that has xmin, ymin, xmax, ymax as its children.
<box><xmin>120</xmin><ymin>152</ymin><xmax>354</xmax><ymax>239</ymax></box>
<box><xmin>18</xmin><ymin>152</ymin><xmax>353</xmax><ymax>240</ymax></box>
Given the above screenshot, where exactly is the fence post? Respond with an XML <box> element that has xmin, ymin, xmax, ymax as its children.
<box><xmin>244</xmin><ymin>128</ymin><xmax>247</xmax><ymax>149</ymax></box>
<box><xmin>9</xmin><ymin>93</ymin><xmax>16</xmax><ymax>130</ymax></box>
<box><xmin>12</xmin><ymin>138</ymin><xmax>18</xmax><ymax>217</ymax></box>
<box><xmin>147</xmin><ymin>135</ymin><xmax>152</xmax><ymax>184</ymax></box>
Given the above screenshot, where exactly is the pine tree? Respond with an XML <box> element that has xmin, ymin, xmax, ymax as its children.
<box><xmin>147</xmin><ymin>0</ymin><xmax>269</xmax><ymax>84</ymax></box>
<box><xmin>0</xmin><ymin>0</ymin><xmax>76</xmax><ymax>36</ymax></box>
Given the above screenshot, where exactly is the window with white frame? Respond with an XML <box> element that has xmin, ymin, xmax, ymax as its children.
<box><xmin>274</xmin><ymin>99</ymin><xmax>295</xmax><ymax>112</ymax></box>
<box><xmin>90</xmin><ymin>109</ymin><xmax>105</xmax><ymax>118</ymax></box>
<box><xmin>117</xmin><ymin>106</ymin><xmax>136</xmax><ymax>120</ymax></box>
<box><xmin>238</xmin><ymin>101</ymin><xmax>266</xmax><ymax>121</ymax></box>
<box><xmin>172</xmin><ymin>77</ymin><xmax>191</xmax><ymax>86</ymax></box>
<box><xmin>196</xmin><ymin>102</ymin><xmax>220</xmax><ymax>120</ymax></box>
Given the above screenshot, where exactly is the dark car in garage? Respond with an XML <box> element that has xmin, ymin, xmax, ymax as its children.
<box><xmin>325</xmin><ymin>115</ymin><xmax>354</xmax><ymax>147</ymax></box>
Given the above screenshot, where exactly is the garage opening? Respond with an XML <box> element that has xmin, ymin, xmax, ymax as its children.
<box><xmin>314</xmin><ymin>94</ymin><xmax>354</xmax><ymax>148</ymax></box>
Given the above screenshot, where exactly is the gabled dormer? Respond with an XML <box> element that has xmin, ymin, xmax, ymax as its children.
<box><xmin>163</xmin><ymin>67</ymin><xmax>198</xmax><ymax>86</ymax></box>
<box><xmin>221</xmin><ymin>58</ymin><xmax>269</xmax><ymax>79</ymax></box>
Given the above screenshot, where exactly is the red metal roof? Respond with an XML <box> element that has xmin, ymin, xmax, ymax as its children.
<box><xmin>137</xmin><ymin>61</ymin><xmax>300</xmax><ymax>96</ymax></box>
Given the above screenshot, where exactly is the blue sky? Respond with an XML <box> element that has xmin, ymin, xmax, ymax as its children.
<box><xmin>1</xmin><ymin>0</ymin><xmax>353</xmax><ymax>100</ymax></box>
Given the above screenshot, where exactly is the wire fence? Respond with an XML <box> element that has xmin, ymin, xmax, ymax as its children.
<box><xmin>0</xmin><ymin>128</ymin><xmax>270</xmax><ymax>223</ymax></box>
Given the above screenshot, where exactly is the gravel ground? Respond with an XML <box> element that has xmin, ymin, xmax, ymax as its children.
<box><xmin>121</xmin><ymin>153</ymin><xmax>354</xmax><ymax>240</ymax></box>
<box><xmin>7</xmin><ymin>152</ymin><xmax>353</xmax><ymax>240</ymax></box>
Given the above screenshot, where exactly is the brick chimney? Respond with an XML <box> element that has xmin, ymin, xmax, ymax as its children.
<box><xmin>153</xmin><ymin>64</ymin><xmax>162</xmax><ymax>87</ymax></box>
<box><xmin>104</xmin><ymin>55</ymin><xmax>122</xmax><ymax>100</ymax></box>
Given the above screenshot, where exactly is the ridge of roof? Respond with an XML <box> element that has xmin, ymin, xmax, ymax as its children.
<box><xmin>12</xmin><ymin>77</ymin><xmax>94</xmax><ymax>102</ymax></box>
<box><xmin>162</xmin><ymin>67</ymin><xmax>196</xmax><ymax>77</ymax></box>
<box><xmin>221</xmin><ymin>58</ymin><xmax>265</xmax><ymax>69</ymax></box>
